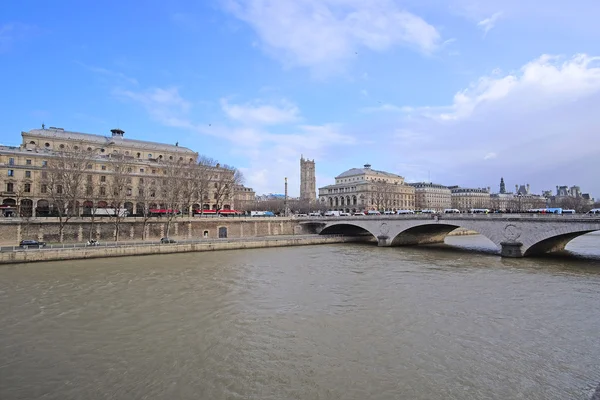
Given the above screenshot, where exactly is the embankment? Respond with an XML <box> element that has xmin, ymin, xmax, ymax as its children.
<box><xmin>0</xmin><ymin>235</ymin><xmax>365</xmax><ymax>265</ymax></box>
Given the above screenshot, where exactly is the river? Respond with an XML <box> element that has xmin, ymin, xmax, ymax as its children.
<box><xmin>1</xmin><ymin>234</ymin><xmax>599</xmax><ymax>399</ymax></box>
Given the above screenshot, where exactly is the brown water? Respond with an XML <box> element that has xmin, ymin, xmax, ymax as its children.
<box><xmin>1</xmin><ymin>234</ymin><xmax>600</xmax><ymax>400</ymax></box>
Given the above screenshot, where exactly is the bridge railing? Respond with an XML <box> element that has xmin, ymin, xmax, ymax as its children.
<box><xmin>298</xmin><ymin>213</ymin><xmax>600</xmax><ymax>221</ymax></box>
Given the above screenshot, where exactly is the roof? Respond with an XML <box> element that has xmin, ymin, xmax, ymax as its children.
<box><xmin>336</xmin><ymin>167</ymin><xmax>402</xmax><ymax>179</ymax></box>
<box><xmin>23</xmin><ymin>128</ymin><xmax>196</xmax><ymax>154</ymax></box>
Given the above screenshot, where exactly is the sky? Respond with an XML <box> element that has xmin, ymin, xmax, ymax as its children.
<box><xmin>1</xmin><ymin>0</ymin><xmax>599</xmax><ymax>198</ymax></box>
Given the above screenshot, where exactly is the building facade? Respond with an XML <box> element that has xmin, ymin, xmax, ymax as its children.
<box><xmin>408</xmin><ymin>182</ymin><xmax>451</xmax><ymax>211</ymax></box>
<box><xmin>233</xmin><ymin>185</ymin><xmax>256</xmax><ymax>211</ymax></box>
<box><xmin>300</xmin><ymin>156</ymin><xmax>316</xmax><ymax>203</ymax></box>
<box><xmin>0</xmin><ymin>127</ymin><xmax>245</xmax><ymax>217</ymax></box>
<box><xmin>318</xmin><ymin>164</ymin><xmax>415</xmax><ymax>212</ymax></box>
<box><xmin>450</xmin><ymin>186</ymin><xmax>491</xmax><ymax>211</ymax></box>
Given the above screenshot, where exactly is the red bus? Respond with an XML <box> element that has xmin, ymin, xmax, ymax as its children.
<box><xmin>193</xmin><ymin>209</ymin><xmax>243</xmax><ymax>216</ymax></box>
<box><xmin>149</xmin><ymin>208</ymin><xmax>181</xmax><ymax>216</ymax></box>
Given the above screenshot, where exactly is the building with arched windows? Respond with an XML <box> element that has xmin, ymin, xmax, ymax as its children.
<box><xmin>0</xmin><ymin>127</ymin><xmax>250</xmax><ymax>216</ymax></box>
<box><xmin>318</xmin><ymin>164</ymin><xmax>415</xmax><ymax>212</ymax></box>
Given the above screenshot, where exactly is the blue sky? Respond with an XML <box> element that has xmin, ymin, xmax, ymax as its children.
<box><xmin>2</xmin><ymin>0</ymin><xmax>600</xmax><ymax>198</ymax></box>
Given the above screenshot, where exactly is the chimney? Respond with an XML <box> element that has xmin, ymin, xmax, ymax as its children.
<box><xmin>515</xmin><ymin>184</ymin><xmax>518</xmax><ymax>193</ymax></box>
<box><xmin>110</xmin><ymin>128</ymin><xmax>124</xmax><ymax>138</ymax></box>
<box><xmin>364</xmin><ymin>163</ymin><xmax>371</xmax><ymax>169</ymax></box>
<box><xmin>526</xmin><ymin>184</ymin><xmax>530</xmax><ymax>193</ymax></box>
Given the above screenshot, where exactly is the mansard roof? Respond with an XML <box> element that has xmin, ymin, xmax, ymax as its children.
<box><xmin>23</xmin><ymin>128</ymin><xmax>196</xmax><ymax>154</ymax></box>
<box><xmin>336</xmin><ymin>167</ymin><xmax>402</xmax><ymax>179</ymax></box>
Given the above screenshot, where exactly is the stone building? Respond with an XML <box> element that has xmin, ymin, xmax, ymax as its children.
<box><xmin>233</xmin><ymin>185</ymin><xmax>256</xmax><ymax>211</ymax></box>
<box><xmin>449</xmin><ymin>186</ymin><xmax>491</xmax><ymax>211</ymax></box>
<box><xmin>408</xmin><ymin>182</ymin><xmax>451</xmax><ymax>212</ymax></box>
<box><xmin>548</xmin><ymin>185</ymin><xmax>595</xmax><ymax>209</ymax></box>
<box><xmin>300</xmin><ymin>156</ymin><xmax>316</xmax><ymax>203</ymax></box>
<box><xmin>0</xmin><ymin>126</ymin><xmax>244</xmax><ymax>216</ymax></box>
<box><xmin>318</xmin><ymin>164</ymin><xmax>415</xmax><ymax>212</ymax></box>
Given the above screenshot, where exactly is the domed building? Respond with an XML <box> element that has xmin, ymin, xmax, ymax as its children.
<box><xmin>318</xmin><ymin>164</ymin><xmax>415</xmax><ymax>212</ymax></box>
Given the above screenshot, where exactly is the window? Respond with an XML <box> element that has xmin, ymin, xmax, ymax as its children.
<box><xmin>42</xmin><ymin>160</ymin><xmax>47</xmax><ymax>167</ymax></box>
<box><xmin>148</xmin><ymin>154</ymin><xmax>152</xmax><ymax>158</ymax></box>
<box><xmin>57</xmin><ymin>185</ymin><xmax>63</xmax><ymax>194</ymax></box>
<box><xmin>126</xmin><ymin>177</ymin><xmax>132</xmax><ymax>183</ymax></box>
<box><xmin>86</xmin><ymin>186</ymin><xmax>93</xmax><ymax>195</ymax></box>
<box><xmin>101</xmin><ymin>165</ymin><xmax>106</xmax><ymax>170</ymax></box>
<box><xmin>87</xmin><ymin>147</ymin><xmax>92</xmax><ymax>151</ymax></box>
<box><xmin>127</xmin><ymin>167</ymin><xmax>132</xmax><ymax>173</ymax></box>
<box><xmin>41</xmin><ymin>171</ymin><xmax>47</xmax><ymax>179</ymax></box>
<box><xmin>6</xmin><ymin>183</ymin><xmax>14</xmax><ymax>192</ymax></box>
<box><xmin>8</xmin><ymin>158</ymin><xmax>14</xmax><ymax>165</ymax></box>
<box><xmin>100</xmin><ymin>187</ymin><xmax>106</xmax><ymax>195</ymax></box>
<box><xmin>87</xmin><ymin>175</ymin><xmax>92</xmax><ymax>182</ymax></box>
<box><xmin>74</xmin><ymin>145</ymin><xmax>79</xmax><ymax>150</ymax></box>
<box><xmin>59</xmin><ymin>144</ymin><xmax>65</xmax><ymax>149</ymax></box>
<box><xmin>169</xmin><ymin>156</ymin><xmax>173</xmax><ymax>160</ymax></box>
<box><xmin>26</xmin><ymin>159</ymin><xmax>32</xmax><ymax>165</ymax></box>
<box><xmin>86</xmin><ymin>164</ymin><xmax>92</xmax><ymax>169</ymax></box>
<box><xmin>100</xmin><ymin>176</ymin><xmax>106</xmax><ymax>182</ymax></box>
<box><xmin>24</xmin><ymin>183</ymin><xmax>31</xmax><ymax>193</ymax></box>
<box><xmin>139</xmin><ymin>178</ymin><xmax>144</xmax><ymax>184</ymax></box>
<box><xmin>7</xmin><ymin>169</ymin><xmax>14</xmax><ymax>177</ymax></box>
<box><xmin>41</xmin><ymin>184</ymin><xmax>47</xmax><ymax>193</ymax></box>
<box><xmin>137</xmin><ymin>152</ymin><xmax>141</xmax><ymax>158</ymax></box>
<box><xmin>25</xmin><ymin>171</ymin><xmax>31</xmax><ymax>178</ymax></box>
<box><xmin>152</xmin><ymin>169</ymin><xmax>156</xmax><ymax>174</ymax></box>
<box><xmin>29</xmin><ymin>141</ymin><xmax>35</xmax><ymax>145</ymax></box>
<box><xmin>45</xmin><ymin>142</ymin><xmax>50</xmax><ymax>147</ymax></box>
<box><xmin>140</xmin><ymin>168</ymin><xmax>144</xmax><ymax>173</ymax></box>
<box><xmin>127</xmin><ymin>188</ymin><xmax>132</xmax><ymax>196</ymax></box>
<box><xmin>100</xmin><ymin>148</ymin><xmax>105</xmax><ymax>153</ymax></box>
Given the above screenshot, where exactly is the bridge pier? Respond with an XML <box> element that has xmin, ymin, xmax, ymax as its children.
<box><xmin>377</xmin><ymin>235</ymin><xmax>392</xmax><ymax>247</ymax></box>
<box><xmin>500</xmin><ymin>242</ymin><xmax>524</xmax><ymax>258</ymax></box>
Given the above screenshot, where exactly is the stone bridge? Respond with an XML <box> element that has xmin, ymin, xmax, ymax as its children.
<box><xmin>299</xmin><ymin>214</ymin><xmax>600</xmax><ymax>257</ymax></box>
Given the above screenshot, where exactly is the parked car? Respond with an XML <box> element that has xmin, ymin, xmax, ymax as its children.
<box><xmin>160</xmin><ymin>237</ymin><xmax>176</xmax><ymax>244</ymax></box>
<box><xmin>19</xmin><ymin>240</ymin><xmax>46</xmax><ymax>248</ymax></box>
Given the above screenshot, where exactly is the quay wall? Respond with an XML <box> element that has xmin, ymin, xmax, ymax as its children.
<box><xmin>0</xmin><ymin>217</ymin><xmax>303</xmax><ymax>245</ymax></box>
<box><xmin>0</xmin><ymin>218</ymin><xmax>479</xmax><ymax>246</ymax></box>
<box><xmin>0</xmin><ymin>236</ymin><xmax>364</xmax><ymax>265</ymax></box>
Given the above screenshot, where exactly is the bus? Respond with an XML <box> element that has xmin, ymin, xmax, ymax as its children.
<box><xmin>444</xmin><ymin>209</ymin><xmax>461</xmax><ymax>214</ymax></box>
<box><xmin>192</xmin><ymin>209</ymin><xmax>243</xmax><ymax>216</ymax></box>
<box><xmin>149</xmin><ymin>208</ymin><xmax>181</xmax><ymax>216</ymax></box>
<box><xmin>588</xmin><ymin>209</ymin><xmax>600</xmax><ymax>215</ymax></box>
<box><xmin>93</xmin><ymin>208</ymin><xmax>129</xmax><ymax>217</ymax></box>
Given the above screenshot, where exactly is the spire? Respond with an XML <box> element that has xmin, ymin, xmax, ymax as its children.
<box><xmin>500</xmin><ymin>177</ymin><xmax>506</xmax><ymax>194</ymax></box>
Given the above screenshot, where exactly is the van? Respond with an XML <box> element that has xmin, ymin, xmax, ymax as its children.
<box><xmin>444</xmin><ymin>209</ymin><xmax>460</xmax><ymax>214</ymax></box>
<box><xmin>562</xmin><ymin>209</ymin><xmax>576</xmax><ymax>214</ymax></box>
<box><xmin>420</xmin><ymin>210</ymin><xmax>436</xmax><ymax>214</ymax></box>
<box><xmin>367</xmin><ymin>210</ymin><xmax>381</xmax><ymax>215</ymax></box>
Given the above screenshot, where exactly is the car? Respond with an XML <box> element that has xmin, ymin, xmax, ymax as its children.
<box><xmin>160</xmin><ymin>237</ymin><xmax>176</xmax><ymax>244</ymax></box>
<box><xmin>19</xmin><ymin>240</ymin><xmax>46</xmax><ymax>248</ymax></box>
<box><xmin>353</xmin><ymin>212</ymin><xmax>365</xmax><ymax>216</ymax></box>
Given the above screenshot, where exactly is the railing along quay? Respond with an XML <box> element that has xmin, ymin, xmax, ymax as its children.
<box><xmin>0</xmin><ymin>234</ymin><xmax>344</xmax><ymax>253</ymax></box>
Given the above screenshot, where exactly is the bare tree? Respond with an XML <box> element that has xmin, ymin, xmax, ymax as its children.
<box><xmin>135</xmin><ymin>176</ymin><xmax>156</xmax><ymax>240</ymax></box>
<box><xmin>213</xmin><ymin>165</ymin><xmax>244</xmax><ymax>211</ymax></box>
<box><xmin>43</xmin><ymin>144</ymin><xmax>92</xmax><ymax>242</ymax></box>
<box><xmin>106</xmin><ymin>157</ymin><xmax>134</xmax><ymax>242</ymax></box>
<box><xmin>82</xmin><ymin>178</ymin><xmax>101</xmax><ymax>241</ymax></box>
<box><xmin>196</xmin><ymin>156</ymin><xmax>218</xmax><ymax>214</ymax></box>
<box><xmin>161</xmin><ymin>160</ymin><xmax>184</xmax><ymax>237</ymax></box>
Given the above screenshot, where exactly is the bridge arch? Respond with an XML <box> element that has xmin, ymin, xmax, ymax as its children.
<box><xmin>319</xmin><ymin>223</ymin><xmax>378</xmax><ymax>241</ymax></box>
<box><xmin>522</xmin><ymin>228</ymin><xmax>599</xmax><ymax>256</ymax></box>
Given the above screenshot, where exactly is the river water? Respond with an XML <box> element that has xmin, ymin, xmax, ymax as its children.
<box><xmin>1</xmin><ymin>234</ymin><xmax>599</xmax><ymax>400</ymax></box>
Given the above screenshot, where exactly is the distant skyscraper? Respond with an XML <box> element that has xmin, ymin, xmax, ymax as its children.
<box><xmin>300</xmin><ymin>155</ymin><xmax>316</xmax><ymax>202</ymax></box>
<box><xmin>500</xmin><ymin>177</ymin><xmax>506</xmax><ymax>194</ymax></box>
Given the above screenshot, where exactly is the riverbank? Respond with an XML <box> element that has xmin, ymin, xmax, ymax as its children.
<box><xmin>0</xmin><ymin>235</ymin><xmax>365</xmax><ymax>265</ymax></box>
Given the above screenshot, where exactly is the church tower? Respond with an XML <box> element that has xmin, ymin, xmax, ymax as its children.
<box><xmin>300</xmin><ymin>155</ymin><xmax>316</xmax><ymax>202</ymax></box>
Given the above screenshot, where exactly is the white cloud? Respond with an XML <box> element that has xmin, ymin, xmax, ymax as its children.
<box><xmin>385</xmin><ymin>53</ymin><xmax>600</xmax><ymax>197</ymax></box>
<box><xmin>477</xmin><ymin>11</ymin><xmax>502</xmax><ymax>35</ymax></box>
<box><xmin>115</xmin><ymin>87</ymin><xmax>356</xmax><ymax>194</ymax></box>
<box><xmin>77</xmin><ymin>62</ymin><xmax>139</xmax><ymax>85</ymax></box>
<box><xmin>361</xmin><ymin>103</ymin><xmax>413</xmax><ymax>113</ymax></box>
<box><xmin>221</xmin><ymin>98</ymin><xmax>300</xmax><ymax>125</ymax></box>
<box><xmin>223</xmin><ymin>0</ymin><xmax>440</xmax><ymax>74</ymax></box>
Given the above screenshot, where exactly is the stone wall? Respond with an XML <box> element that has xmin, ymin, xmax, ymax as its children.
<box><xmin>0</xmin><ymin>217</ymin><xmax>302</xmax><ymax>245</ymax></box>
<box><xmin>0</xmin><ymin>235</ymin><xmax>364</xmax><ymax>265</ymax></box>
